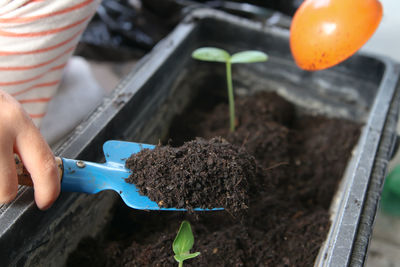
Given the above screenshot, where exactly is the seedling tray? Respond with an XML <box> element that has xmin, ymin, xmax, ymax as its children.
<box><xmin>0</xmin><ymin>9</ymin><xmax>399</xmax><ymax>267</ymax></box>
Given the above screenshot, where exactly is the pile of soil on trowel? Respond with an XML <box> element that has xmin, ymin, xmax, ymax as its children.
<box><xmin>125</xmin><ymin>137</ymin><xmax>256</xmax><ymax>216</ymax></box>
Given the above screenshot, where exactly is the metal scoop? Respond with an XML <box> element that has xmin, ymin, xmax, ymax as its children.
<box><xmin>17</xmin><ymin>140</ymin><xmax>221</xmax><ymax>211</ymax></box>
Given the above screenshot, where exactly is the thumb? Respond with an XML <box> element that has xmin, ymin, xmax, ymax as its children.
<box><xmin>15</xmin><ymin>122</ymin><xmax>60</xmax><ymax>210</ymax></box>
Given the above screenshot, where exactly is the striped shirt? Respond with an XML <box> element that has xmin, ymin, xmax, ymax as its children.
<box><xmin>0</xmin><ymin>0</ymin><xmax>100</xmax><ymax>126</ymax></box>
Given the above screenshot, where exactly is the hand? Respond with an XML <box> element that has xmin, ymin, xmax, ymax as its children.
<box><xmin>0</xmin><ymin>90</ymin><xmax>60</xmax><ymax>209</ymax></box>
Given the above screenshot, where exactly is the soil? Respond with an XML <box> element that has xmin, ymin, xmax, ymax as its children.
<box><xmin>125</xmin><ymin>137</ymin><xmax>256</xmax><ymax>216</ymax></box>
<box><xmin>67</xmin><ymin>91</ymin><xmax>361</xmax><ymax>267</ymax></box>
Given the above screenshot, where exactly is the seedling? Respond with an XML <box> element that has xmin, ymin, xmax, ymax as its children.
<box><xmin>192</xmin><ymin>47</ymin><xmax>268</xmax><ymax>132</ymax></box>
<box><xmin>173</xmin><ymin>220</ymin><xmax>200</xmax><ymax>267</ymax></box>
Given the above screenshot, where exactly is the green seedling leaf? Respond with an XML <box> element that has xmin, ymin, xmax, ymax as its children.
<box><xmin>192</xmin><ymin>47</ymin><xmax>230</xmax><ymax>63</ymax></box>
<box><xmin>173</xmin><ymin>221</ymin><xmax>194</xmax><ymax>255</ymax></box>
<box><xmin>231</xmin><ymin>50</ymin><xmax>268</xmax><ymax>64</ymax></box>
<box><xmin>174</xmin><ymin>252</ymin><xmax>201</xmax><ymax>262</ymax></box>
<box><xmin>173</xmin><ymin>221</ymin><xmax>200</xmax><ymax>266</ymax></box>
<box><xmin>192</xmin><ymin>46</ymin><xmax>268</xmax><ymax>132</ymax></box>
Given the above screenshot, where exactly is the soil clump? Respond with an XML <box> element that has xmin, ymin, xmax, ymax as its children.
<box><xmin>125</xmin><ymin>137</ymin><xmax>256</xmax><ymax>216</ymax></box>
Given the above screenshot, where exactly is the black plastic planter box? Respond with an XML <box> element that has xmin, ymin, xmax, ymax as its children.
<box><xmin>0</xmin><ymin>9</ymin><xmax>399</xmax><ymax>267</ymax></box>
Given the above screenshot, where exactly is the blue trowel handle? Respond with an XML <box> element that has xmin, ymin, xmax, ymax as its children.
<box><xmin>60</xmin><ymin>158</ymin><xmax>124</xmax><ymax>193</ymax></box>
<box><xmin>16</xmin><ymin>156</ymin><xmax>116</xmax><ymax>194</ymax></box>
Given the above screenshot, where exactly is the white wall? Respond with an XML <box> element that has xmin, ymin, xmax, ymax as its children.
<box><xmin>361</xmin><ymin>0</ymin><xmax>400</xmax><ymax>63</ymax></box>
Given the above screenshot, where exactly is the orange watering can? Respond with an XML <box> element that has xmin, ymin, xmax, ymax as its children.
<box><xmin>290</xmin><ymin>0</ymin><xmax>383</xmax><ymax>71</ymax></box>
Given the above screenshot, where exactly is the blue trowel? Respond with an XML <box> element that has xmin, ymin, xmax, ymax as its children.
<box><xmin>17</xmin><ymin>140</ymin><xmax>220</xmax><ymax>211</ymax></box>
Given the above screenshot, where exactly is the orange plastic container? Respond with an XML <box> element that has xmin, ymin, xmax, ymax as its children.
<box><xmin>290</xmin><ymin>0</ymin><xmax>383</xmax><ymax>71</ymax></box>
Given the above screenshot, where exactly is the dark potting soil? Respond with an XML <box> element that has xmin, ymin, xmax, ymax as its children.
<box><xmin>67</xmin><ymin>91</ymin><xmax>361</xmax><ymax>267</ymax></box>
<box><xmin>125</xmin><ymin>137</ymin><xmax>256</xmax><ymax>215</ymax></box>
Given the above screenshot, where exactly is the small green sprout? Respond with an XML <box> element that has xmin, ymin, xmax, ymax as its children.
<box><xmin>173</xmin><ymin>220</ymin><xmax>200</xmax><ymax>267</ymax></box>
<box><xmin>192</xmin><ymin>47</ymin><xmax>268</xmax><ymax>132</ymax></box>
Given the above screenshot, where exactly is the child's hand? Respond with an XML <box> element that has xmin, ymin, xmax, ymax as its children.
<box><xmin>0</xmin><ymin>90</ymin><xmax>60</xmax><ymax>210</ymax></box>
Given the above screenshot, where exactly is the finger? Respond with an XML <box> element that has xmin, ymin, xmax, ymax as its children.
<box><xmin>15</xmin><ymin>121</ymin><xmax>60</xmax><ymax>210</ymax></box>
<box><xmin>0</xmin><ymin>131</ymin><xmax>18</xmax><ymax>204</ymax></box>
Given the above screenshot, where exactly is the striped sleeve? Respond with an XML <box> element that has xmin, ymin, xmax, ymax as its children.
<box><xmin>0</xmin><ymin>0</ymin><xmax>100</xmax><ymax>126</ymax></box>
